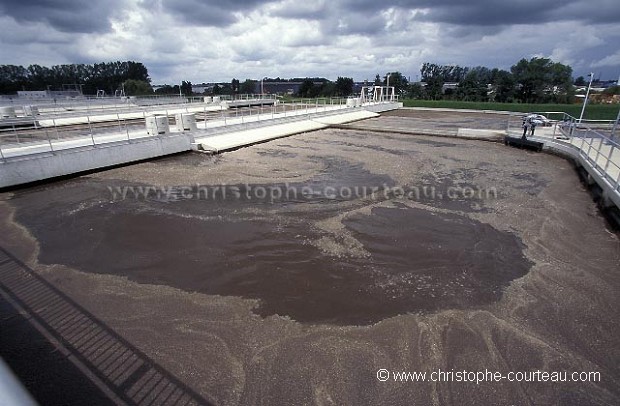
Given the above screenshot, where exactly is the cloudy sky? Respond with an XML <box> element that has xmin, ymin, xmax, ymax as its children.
<box><xmin>1</xmin><ymin>0</ymin><xmax>619</xmax><ymax>84</ymax></box>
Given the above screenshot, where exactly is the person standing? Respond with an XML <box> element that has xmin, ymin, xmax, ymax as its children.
<box><xmin>522</xmin><ymin>117</ymin><xmax>530</xmax><ymax>139</ymax></box>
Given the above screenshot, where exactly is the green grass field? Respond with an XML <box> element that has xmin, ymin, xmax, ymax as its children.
<box><xmin>402</xmin><ymin>100</ymin><xmax>619</xmax><ymax>121</ymax></box>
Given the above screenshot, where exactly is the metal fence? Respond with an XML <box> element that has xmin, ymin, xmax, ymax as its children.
<box><xmin>507</xmin><ymin>111</ymin><xmax>620</xmax><ymax>193</ymax></box>
<box><xmin>0</xmin><ymin>96</ymin><xmax>395</xmax><ymax>161</ymax></box>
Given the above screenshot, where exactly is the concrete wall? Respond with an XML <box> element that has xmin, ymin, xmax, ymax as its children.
<box><xmin>536</xmin><ymin>138</ymin><xmax>620</xmax><ymax>210</ymax></box>
<box><xmin>0</xmin><ymin>134</ymin><xmax>193</xmax><ymax>188</ymax></box>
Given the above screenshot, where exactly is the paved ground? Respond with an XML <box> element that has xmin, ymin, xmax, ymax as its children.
<box><xmin>1</xmin><ymin>110</ymin><xmax>619</xmax><ymax>405</ymax></box>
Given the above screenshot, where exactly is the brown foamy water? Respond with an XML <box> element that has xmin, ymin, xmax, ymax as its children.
<box><xmin>2</xmin><ymin>115</ymin><xmax>619</xmax><ymax>405</ymax></box>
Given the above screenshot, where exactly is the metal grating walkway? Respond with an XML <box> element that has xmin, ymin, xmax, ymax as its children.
<box><xmin>0</xmin><ymin>247</ymin><xmax>213</xmax><ymax>406</ymax></box>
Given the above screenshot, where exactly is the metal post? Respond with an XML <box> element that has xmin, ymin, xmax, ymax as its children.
<box><xmin>578</xmin><ymin>73</ymin><xmax>593</xmax><ymax>123</ymax></box>
<box><xmin>53</xmin><ymin>118</ymin><xmax>60</xmax><ymax>140</ymax></box>
<box><xmin>87</xmin><ymin>114</ymin><xmax>95</xmax><ymax>146</ymax></box>
<box><xmin>47</xmin><ymin>123</ymin><xmax>54</xmax><ymax>152</ymax></box>
<box><xmin>611</xmin><ymin>107</ymin><xmax>620</xmax><ymax>140</ymax></box>
<box><xmin>595</xmin><ymin>137</ymin><xmax>603</xmax><ymax>170</ymax></box>
<box><xmin>604</xmin><ymin>143</ymin><xmax>614</xmax><ymax>177</ymax></box>
<box><xmin>117</xmin><ymin>113</ymin><xmax>123</xmax><ymax>135</ymax></box>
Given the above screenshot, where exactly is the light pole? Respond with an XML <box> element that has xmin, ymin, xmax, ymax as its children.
<box><xmin>578</xmin><ymin>72</ymin><xmax>593</xmax><ymax>123</ymax></box>
<box><xmin>386</xmin><ymin>73</ymin><xmax>391</xmax><ymax>102</ymax></box>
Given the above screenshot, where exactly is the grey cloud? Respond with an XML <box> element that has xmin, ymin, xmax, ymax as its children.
<box><xmin>157</xmin><ymin>0</ymin><xmax>279</xmax><ymax>27</ymax></box>
<box><xmin>0</xmin><ymin>0</ymin><xmax>121</xmax><ymax>33</ymax></box>
<box><xmin>268</xmin><ymin>2</ymin><xmax>329</xmax><ymax>20</ymax></box>
<box><xmin>277</xmin><ymin>0</ymin><xmax>619</xmax><ymax>27</ymax></box>
<box><xmin>325</xmin><ymin>13</ymin><xmax>386</xmax><ymax>36</ymax></box>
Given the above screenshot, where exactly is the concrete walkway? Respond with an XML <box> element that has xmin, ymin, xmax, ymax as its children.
<box><xmin>195</xmin><ymin>110</ymin><xmax>380</xmax><ymax>152</ymax></box>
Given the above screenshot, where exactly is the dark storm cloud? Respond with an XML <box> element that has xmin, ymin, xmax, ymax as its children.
<box><xmin>268</xmin><ymin>2</ymin><xmax>329</xmax><ymax>20</ymax></box>
<box><xmin>408</xmin><ymin>0</ymin><xmax>620</xmax><ymax>26</ymax></box>
<box><xmin>157</xmin><ymin>0</ymin><xmax>278</xmax><ymax>26</ymax></box>
<box><xmin>0</xmin><ymin>0</ymin><xmax>120</xmax><ymax>33</ymax></box>
<box><xmin>292</xmin><ymin>0</ymin><xmax>620</xmax><ymax>26</ymax></box>
<box><xmin>261</xmin><ymin>0</ymin><xmax>619</xmax><ymax>42</ymax></box>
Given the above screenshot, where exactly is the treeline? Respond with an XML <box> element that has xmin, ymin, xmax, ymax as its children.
<box><xmin>397</xmin><ymin>58</ymin><xmax>575</xmax><ymax>104</ymax></box>
<box><xmin>0</xmin><ymin>61</ymin><xmax>150</xmax><ymax>95</ymax></box>
<box><xmin>1</xmin><ymin>57</ymin><xmax>578</xmax><ymax>104</ymax></box>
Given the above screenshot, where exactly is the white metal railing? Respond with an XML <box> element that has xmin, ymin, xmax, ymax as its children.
<box><xmin>559</xmin><ymin>114</ymin><xmax>620</xmax><ymax>193</ymax></box>
<box><xmin>0</xmin><ymin>97</ymin><xmax>398</xmax><ymax>161</ymax></box>
<box><xmin>507</xmin><ymin>111</ymin><xmax>620</xmax><ymax>193</ymax></box>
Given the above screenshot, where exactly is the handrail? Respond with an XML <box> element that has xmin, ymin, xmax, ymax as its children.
<box><xmin>508</xmin><ymin>111</ymin><xmax>620</xmax><ymax>193</ymax></box>
<box><xmin>0</xmin><ymin>98</ymin><xmax>399</xmax><ymax>161</ymax></box>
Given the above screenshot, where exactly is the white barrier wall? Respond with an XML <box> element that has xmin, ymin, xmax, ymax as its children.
<box><xmin>0</xmin><ymin>134</ymin><xmax>194</xmax><ymax>188</ymax></box>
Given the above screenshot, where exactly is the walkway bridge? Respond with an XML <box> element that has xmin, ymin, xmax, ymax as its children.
<box><xmin>0</xmin><ymin>92</ymin><xmax>401</xmax><ymax>188</ymax></box>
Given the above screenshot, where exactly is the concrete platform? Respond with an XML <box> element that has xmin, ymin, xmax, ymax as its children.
<box><xmin>195</xmin><ymin>110</ymin><xmax>379</xmax><ymax>153</ymax></box>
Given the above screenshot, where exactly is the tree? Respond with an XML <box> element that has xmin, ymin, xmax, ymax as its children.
<box><xmin>384</xmin><ymin>72</ymin><xmax>409</xmax><ymax>97</ymax></box>
<box><xmin>0</xmin><ymin>61</ymin><xmax>151</xmax><ymax>95</ymax></box>
<box><xmin>155</xmin><ymin>85</ymin><xmax>177</xmax><ymax>95</ymax></box>
<box><xmin>240</xmin><ymin>79</ymin><xmax>257</xmax><ymax>94</ymax></box>
<box><xmin>574</xmin><ymin>76</ymin><xmax>586</xmax><ymax>86</ymax></box>
<box><xmin>231</xmin><ymin>78</ymin><xmax>240</xmax><ymax>94</ymax></box>
<box><xmin>421</xmin><ymin>63</ymin><xmax>468</xmax><ymax>82</ymax></box>
<box><xmin>426</xmin><ymin>76</ymin><xmax>444</xmax><ymax>100</ymax></box>
<box><xmin>457</xmin><ymin>69</ymin><xmax>488</xmax><ymax>102</ymax></box>
<box><xmin>490</xmin><ymin>69</ymin><xmax>515</xmax><ymax>102</ymax></box>
<box><xmin>511</xmin><ymin>57</ymin><xmax>573</xmax><ymax>103</ymax></box>
<box><xmin>319</xmin><ymin>82</ymin><xmax>336</xmax><ymax>97</ymax></box>
<box><xmin>334</xmin><ymin>76</ymin><xmax>354</xmax><ymax>96</ymax></box>
<box><xmin>407</xmin><ymin>83</ymin><xmax>425</xmax><ymax>99</ymax></box>
<box><xmin>550</xmin><ymin>62</ymin><xmax>574</xmax><ymax>103</ymax></box>
<box><xmin>180</xmin><ymin>81</ymin><xmax>193</xmax><ymax>96</ymax></box>
<box><xmin>122</xmin><ymin>79</ymin><xmax>153</xmax><ymax>96</ymax></box>
<box><xmin>298</xmin><ymin>79</ymin><xmax>315</xmax><ymax>97</ymax></box>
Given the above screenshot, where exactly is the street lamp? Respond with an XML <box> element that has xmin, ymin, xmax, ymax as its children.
<box><xmin>578</xmin><ymin>72</ymin><xmax>593</xmax><ymax>123</ymax></box>
<box><xmin>386</xmin><ymin>73</ymin><xmax>391</xmax><ymax>102</ymax></box>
